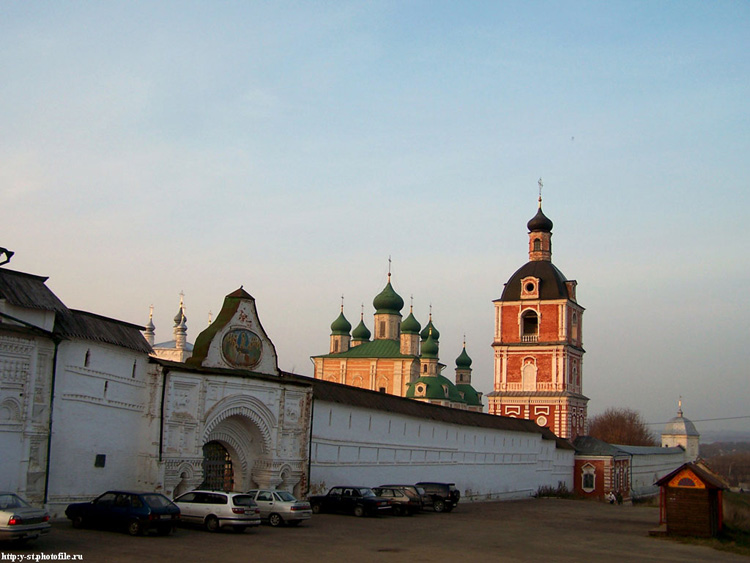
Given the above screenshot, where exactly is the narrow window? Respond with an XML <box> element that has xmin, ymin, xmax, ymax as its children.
<box><xmin>533</xmin><ymin>238</ymin><xmax>541</xmax><ymax>251</ymax></box>
<box><xmin>132</xmin><ymin>360</ymin><xmax>137</xmax><ymax>378</ymax></box>
<box><xmin>84</xmin><ymin>349</ymin><xmax>91</xmax><ymax>367</ymax></box>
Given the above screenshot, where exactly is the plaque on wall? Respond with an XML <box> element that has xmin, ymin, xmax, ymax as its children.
<box><xmin>221</xmin><ymin>329</ymin><xmax>263</xmax><ymax>368</ymax></box>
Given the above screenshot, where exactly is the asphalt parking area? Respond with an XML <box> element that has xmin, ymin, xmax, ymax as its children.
<box><xmin>2</xmin><ymin>499</ymin><xmax>746</xmax><ymax>562</ymax></box>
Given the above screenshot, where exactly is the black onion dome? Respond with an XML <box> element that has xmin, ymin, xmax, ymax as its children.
<box><xmin>500</xmin><ymin>261</ymin><xmax>570</xmax><ymax>301</ymax></box>
<box><xmin>527</xmin><ymin>207</ymin><xmax>553</xmax><ymax>232</ymax></box>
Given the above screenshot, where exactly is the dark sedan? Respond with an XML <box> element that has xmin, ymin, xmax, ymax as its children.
<box><xmin>65</xmin><ymin>491</ymin><xmax>180</xmax><ymax>536</ymax></box>
<box><xmin>308</xmin><ymin>487</ymin><xmax>390</xmax><ymax>517</ymax></box>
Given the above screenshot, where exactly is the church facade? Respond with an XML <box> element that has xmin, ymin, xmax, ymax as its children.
<box><xmin>488</xmin><ymin>197</ymin><xmax>588</xmax><ymax>439</ymax></box>
<box><xmin>311</xmin><ymin>275</ymin><xmax>483</xmax><ymax>411</ymax></box>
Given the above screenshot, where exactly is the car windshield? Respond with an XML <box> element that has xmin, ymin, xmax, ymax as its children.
<box><xmin>0</xmin><ymin>494</ymin><xmax>30</xmax><ymax>510</ymax></box>
<box><xmin>141</xmin><ymin>494</ymin><xmax>174</xmax><ymax>508</ymax></box>
<box><xmin>274</xmin><ymin>491</ymin><xmax>296</xmax><ymax>502</ymax></box>
<box><xmin>358</xmin><ymin>488</ymin><xmax>376</xmax><ymax>497</ymax></box>
<box><xmin>232</xmin><ymin>495</ymin><xmax>256</xmax><ymax>507</ymax></box>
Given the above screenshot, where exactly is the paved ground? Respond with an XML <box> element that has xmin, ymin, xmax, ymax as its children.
<box><xmin>2</xmin><ymin>499</ymin><xmax>746</xmax><ymax>562</ymax></box>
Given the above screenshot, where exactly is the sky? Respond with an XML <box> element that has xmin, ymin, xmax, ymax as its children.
<box><xmin>2</xmin><ymin>1</ymin><xmax>749</xmax><ymax>438</ymax></box>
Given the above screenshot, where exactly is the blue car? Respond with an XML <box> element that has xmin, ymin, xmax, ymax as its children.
<box><xmin>65</xmin><ymin>491</ymin><xmax>180</xmax><ymax>536</ymax></box>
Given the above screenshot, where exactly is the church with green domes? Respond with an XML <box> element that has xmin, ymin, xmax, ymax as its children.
<box><xmin>311</xmin><ymin>272</ymin><xmax>483</xmax><ymax>412</ymax></box>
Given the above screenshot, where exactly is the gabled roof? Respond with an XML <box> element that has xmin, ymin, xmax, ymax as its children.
<box><xmin>56</xmin><ymin>310</ymin><xmax>153</xmax><ymax>354</ymax></box>
<box><xmin>0</xmin><ymin>267</ymin><xmax>151</xmax><ymax>353</ymax></box>
<box><xmin>313</xmin><ymin>338</ymin><xmax>415</xmax><ymax>359</ymax></box>
<box><xmin>613</xmin><ymin>444</ymin><xmax>684</xmax><ymax>456</ymax></box>
<box><xmin>655</xmin><ymin>461</ymin><xmax>728</xmax><ymax>489</ymax></box>
<box><xmin>0</xmin><ymin>268</ymin><xmax>68</xmax><ymax>313</ymax></box>
<box><xmin>573</xmin><ymin>435</ymin><xmax>629</xmax><ymax>456</ymax></box>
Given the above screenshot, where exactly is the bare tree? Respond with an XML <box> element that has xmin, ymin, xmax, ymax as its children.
<box><xmin>588</xmin><ymin>407</ymin><xmax>657</xmax><ymax>446</ymax></box>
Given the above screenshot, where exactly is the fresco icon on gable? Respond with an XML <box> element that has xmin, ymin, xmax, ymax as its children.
<box><xmin>221</xmin><ymin>329</ymin><xmax>263</xmax><ymax>368</ymax></box>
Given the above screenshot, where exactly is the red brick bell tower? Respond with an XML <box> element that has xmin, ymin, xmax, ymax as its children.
<box><xmin>488</xmin><ymin>189</ymin><xmax>588</xmax><ymax>439</ymax></box>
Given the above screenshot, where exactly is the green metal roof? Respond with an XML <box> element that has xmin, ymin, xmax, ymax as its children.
<box><xmin>313</xmin><ymin>338</ymin><xmax>416</xmax><ymax>359</ymax></box>
<box><xmin>455</xmin><ymin>383</ymin><xmax>482</xmax><ymax>406</ymax></box>
<box><xmin>406</xmin><ymin>374</ymin><xmax>466</xmax><ymax>403</ymax></box>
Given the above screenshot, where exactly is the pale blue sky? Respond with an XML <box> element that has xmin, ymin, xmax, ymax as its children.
<box><xmin>3</xmin><ymin>1</ymin><xmax>749</xmax><ymax>435</ymax></box>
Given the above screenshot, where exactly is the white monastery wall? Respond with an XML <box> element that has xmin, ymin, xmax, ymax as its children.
<box><xmin>310</xmin><ymin>400</ymin><xmax>574</xmax><ymax>500</ymax></box>
<box><xmin>46</xmin><ymin>341</ymin><xmax>152</xmax><ymax>514</ymax></box>
<box><xmin>626</xmin><ymin>448</ymin><xmax>688</xmax><ymax>499</ymax></box>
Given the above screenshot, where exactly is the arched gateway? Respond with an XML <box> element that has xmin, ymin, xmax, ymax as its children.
<box><xmin>156</xmin><ymin>287</ymin><xmax>312</xmax><ymax>499</ymax></box>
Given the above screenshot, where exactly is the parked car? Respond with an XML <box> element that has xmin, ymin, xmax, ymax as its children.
<box><xmin>378</xmin><ymin>484</ymin><xmax>426</xmax><ymax>512</ymax></box>
<box><xmin>0</xmin><ymin>492</ymin><xmax>51</xmax><ymax>543</ymax></box>
<box><xmin>372</xmin><ymin>487</ymin><xmax>421</xmax><ymax>516</ymax></box>
<box><xmin>416</xmin><ymin>482</ymin><xmax>460</xmax><ymax>512</ymax></box>
<box><xmin>173</xmin><ymin>490</ymin><xmax>261</xmax><ymax>532</ymax></box>
<box><xmin>308</xmin><ymin>487</ymin><xmax>390</xmax><ymax>517</ymax></box>
<box><xmin>65</xmin><ymin>490</ymin><xmax>180</xmax><ymax>536</ymax></box>
<box><xmin>245</xmin><ymin>489</ymin><xmax>312</xmax><ymax>527</ymax></box>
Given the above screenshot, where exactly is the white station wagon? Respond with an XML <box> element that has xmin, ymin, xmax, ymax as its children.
<box><xmin>173</xmin><ymin>490</ymin><xmax>261</xmax><ymax>532</ymax></box>
<box><xmin>245</xmin><ymin>489</ymin><xmax>312</xmax><ymax>527</ymax></box>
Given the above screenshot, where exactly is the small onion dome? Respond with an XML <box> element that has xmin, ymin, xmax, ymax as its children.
<box><xmin>373</xmin><ymin>277</ymin><xmax>404</xmax><ymax>315</ymax></box>
<box><xmin>527</xmin><ymin>206</ymin><xmax>553</xmax><ymax>233</ymax></box>
<box><xmin>330</xmin><ymin>311</ymin><xmax>352</xmax><ymax>335</ymax></box>
<box><xmin>145</xmin><ymin>317</ymin><xmax>155</xmax><ymax>332</ymax></box>
<box><xmin>420</xmin><ymin>320</ymin><xmax>440</xmax><ymax>342</ymax></box>
<box><xmin>401</xmin><ymin>310</ymin><xmax>421</xmax><ymax>334</ymax></box>
<box><xmin>174</xmin><ymin>308</ymin><xmax>187</xmax><ymax>325</ymax></box>
<box><xmin>351</xmin><ymin>318</ymin><xmax>371</xmax><ymax>341</ymax></box>
<box><xmin>455</xmin><ymin>346</ymin><xmax>472</xmax><ymax>369</ymax></box>
<box><xmin>421</xmin><ymin>331</ymin><xmax>439</xmax><ymax>358</ymax></box>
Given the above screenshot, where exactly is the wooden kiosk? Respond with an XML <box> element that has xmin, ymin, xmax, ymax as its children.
<box><xmin>655</xmin><ymin>461</ymin><xmax>727</xmax><ymax>537</ymax></box>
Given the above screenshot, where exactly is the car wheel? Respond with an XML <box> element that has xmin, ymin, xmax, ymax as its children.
<box><xmin>433</xmin><ymin>500</ymin><xmax>446</xmax><ymax>513</ymax></box>
<box><xmin>205</xmin><ymin>515</ymin><xmax>220</xmax><ymax>532</ymax></box>
<box><xmin>353</xmin><ymin>505</ymin><xmax>365</xmax><ymax>517</ymax></box>
<box><xmin>311</xmin><ymin>503</ymin><xmax>322</xmax><ymax>514</ymax></box>
<box><xmin>71</xmin><ymin>516</ymin><xmax>85</xmax><ymax>529</ymax></box>
<box><xmin>127</xmin><ymin>520</ymin><xmax>143</xmax><ymax>536</ymax></box>
<box><xmin>392</xmin><ymin>505</ymin><xmax>403</xmax><ymax>517</ymax></box>
<box><xmin>269</xmin><ymin>513</ymin><xmax>283</xmax><ymax>527</ymax></box>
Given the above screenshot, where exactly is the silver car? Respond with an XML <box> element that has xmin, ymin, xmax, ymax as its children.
<box><xmin>0</xmin><ymin>492</ymin><xmax>51</xmax><ymax>543</ymax></box>
<box><xmin>173</xmin><ymin>490</ymin><xmax>261</xmax><ymax>532</ymax></box>
<box><xmin>246</xmin><ymin>489</ymin><xmax>312</xmax><ymax>527</ymax></box>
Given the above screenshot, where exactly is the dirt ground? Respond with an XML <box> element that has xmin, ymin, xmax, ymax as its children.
<box><xmin>3</xmin><ymin>498</ymin><xmax>747</xmax><ymax>562</ymax></box>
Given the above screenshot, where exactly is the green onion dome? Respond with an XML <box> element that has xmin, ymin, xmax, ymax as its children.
<box><xmin>455</xmin><ymin>346</ymin><xmax>472</xmax><ymax>369</ymax></box>
<box><xmin>330</xmin><ymin>310</ymin><xmax>352</xmax><ymax>335</ymax></box>
<box><xmin>421</xmin><ymin>331</ymin><xmax>439</xmax><ymax>358</ymax></box>
<box><xmin>351</xmin><ymin>317</ymin><xmax>371</xmax><ymax>341</ymax></box>
<box><xmin>400</xmin><ymin>308</ymin><xmax>421</xmax><ymax>334</ymax></box>
<box><xmin>373</xmin><ymin>275</ymin><xmax>404</xmax><ymax>315</ymax></box>
<box><xmin>420</xmin><ymin>318</ymin><xmax>440</xmax><ymax>342</ymax></box>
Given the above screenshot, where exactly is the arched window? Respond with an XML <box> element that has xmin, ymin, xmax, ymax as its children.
<box><xmin>521</xmin><ymin>310</ymin><xmax>539</xmax><ymax>342</ymax></box>
<box><xmin>582</xmin><ymin>464</ymin><xmax>595</xmax><ymax>493</ymax></box>
<box><xmin>533</xmin><ymin>238</ymin><xmax>541</xmax><ymax>251</ymax></box>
